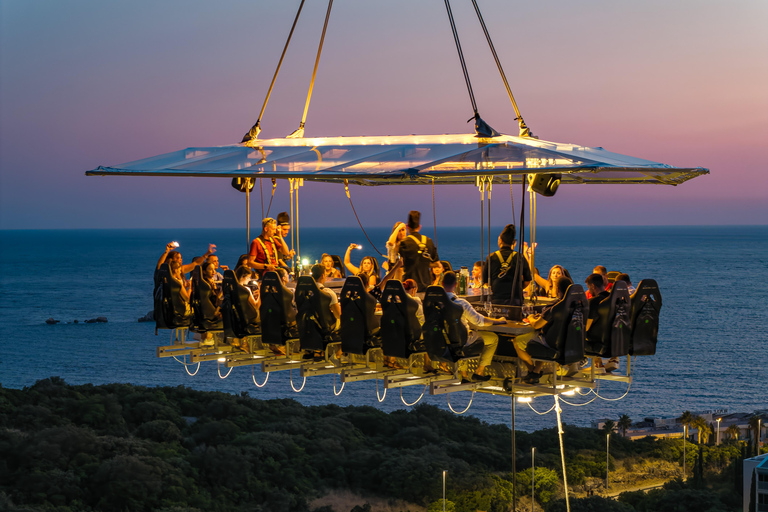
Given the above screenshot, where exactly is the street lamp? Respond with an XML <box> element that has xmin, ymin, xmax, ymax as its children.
<box><xmin>442</xmin><ymin>470</ymin><xmax>446</xmax><ymax>512</ymax></box>
<box><xmin>683</xmin><ymin>425</ymin><xmax>687</xmax><ymax>479</ymax></box>
<box><xmin>531</xmin><ymin>447</ymin><xmax>535</xmax><ymax>512</ymax></box>
<box><xmin>606</xmin><ymin>433</ymin><xmax>610</xmax><ymax>491</ymax></box>
<box><xmin>716</xmin><ymin>418</ymin><xmax>721</xmax><ymax>446</ymax></box>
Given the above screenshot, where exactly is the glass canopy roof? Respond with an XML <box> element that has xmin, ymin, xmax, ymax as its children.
<box><xmin>86</xmin><ymin>133</ymin><xmax>708</xmax><ymax>186</ymax></box>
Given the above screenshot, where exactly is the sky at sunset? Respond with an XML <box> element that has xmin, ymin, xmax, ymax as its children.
<box><xmin>1</xmin><ymin>0</ymin><xmax>766</xmax><ymax>229</ymax></box>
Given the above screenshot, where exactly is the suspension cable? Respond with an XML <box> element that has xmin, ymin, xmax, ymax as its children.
<box><xmin>509</xmin><ymin>175</ymin><xmax>515</xmax><ymax>226</ymax></box>
<box><xmin>554</xmin><ymin>396</ymin><xmax>571</xmax><ymax>512</ymax></box>
<box><xmin>344</xmin><ymin>180</ymin><xmax>384</xmax><ymax>256</ymax></box>
<box><xmin>469</xmin><ymin>0</ymin><xmax>533</xmax><ymax>138</ymax></box>
<box><xmin>432</xmin><ymin>178</ymin><xmax>438</xmax><ymax>248</ymax></box>
<box><xmin>291</xmin><ymin>0</ymin><xmax>334</xmax><ymax>138</ymax></box>
<box><xmin>241</xmin><ymin>0</ymin><xmax>307</xmax><ymax>144</ymax></box>
<box><xmin>443</xmin><ymin>0</ymin><xmax>477</xmax><ymax>116</ymax></box>
<box><xmin>447</xmin><ymin>391</ymin><xmax>475</xmax><ymax>414</ymax></box>
<box><xmin>265</xmin><ymin>178</ymin><xmax>277</xmax><ymax>217</ymax></box>
<box><xmin>260</xmin><ymin>178</ymin><xmax>265</xmax><ymax>219</ymax></box>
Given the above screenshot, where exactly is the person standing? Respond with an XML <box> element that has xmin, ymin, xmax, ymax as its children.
<box><xmin>247</xmin><ymin>217</ymin><xmax>293</xmax><ymax>277</ymax></box>
<box><xmin>399</xmin><ymin>210</ymin><xmax>439</xmax><ymax>292</ymax></box>
<box><xmin>482</xmin><ymin>224</ymin><xmax>532</xmax><ymax>305</ymax></box>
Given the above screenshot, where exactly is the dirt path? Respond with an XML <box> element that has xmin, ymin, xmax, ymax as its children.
<box><xmin>605</xmin><ymin>479</ymin><xmax>668</xmax><ymax>497</ymax></box>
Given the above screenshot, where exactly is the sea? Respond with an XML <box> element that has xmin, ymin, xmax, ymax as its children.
<box><xmin>1</xmin><ymin>226</ymin><xmax>766</xmax><ymax>432</ymax></box>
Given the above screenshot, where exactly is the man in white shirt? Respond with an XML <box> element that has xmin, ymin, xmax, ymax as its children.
<box><xmin>442</xmin><ymin>271</ymin><xmax>506</xmax><ymax>382</ymax></box>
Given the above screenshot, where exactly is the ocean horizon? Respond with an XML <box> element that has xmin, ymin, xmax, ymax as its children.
<box><xmin>1</xmin><ymin>225</ymin><xmax>766</xmax><ymax>432</ymax></box>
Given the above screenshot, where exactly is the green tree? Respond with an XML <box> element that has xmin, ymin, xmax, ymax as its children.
<box><xmin>602</xmin><ymin>420</ymin><xmax>616</xmax><ymax>436</ymax></box>
<box><xmin>618</xmin><ymin>414</ymin><xmax>632</xmax><ymax>437</ymax></box>
<box><xmin>691</xmin><ymin>416</ymin><xmax>709</xmax><ymax>444</ymax></box>
<box><xmin>726</xmin><ymin>424</ymin><xmax>740</xmax><ymax>440</ymax></box>
<box><xmin>678</xmin><ymin>411</ymin><xmax>694</xmax><ymax>434</ymax></box>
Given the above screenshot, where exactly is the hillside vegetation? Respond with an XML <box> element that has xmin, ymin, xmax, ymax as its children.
<box><xmin>0</xmin><ymin>378</ymin><xmax>752</xmax><ymax>511</ymax></box>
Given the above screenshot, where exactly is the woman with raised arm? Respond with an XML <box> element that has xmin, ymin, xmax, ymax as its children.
<box><xmin>169</xmin><ymin>260</ymin><xmax>193</xmax><ymax>315</ymax></box>
<box><xmin>344</xmin><ymin>243</ymin><xmax>380</xmax><ymax>291</ymax></box>
<box><xmin>530</xmin><ymin>264</ymin><xmax>567</xmax><ymax>299</ymax></box>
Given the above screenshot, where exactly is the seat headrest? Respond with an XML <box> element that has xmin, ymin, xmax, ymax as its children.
<box><xmin>330</xmin><ymin>255</ymin><xmax>346</xmax><ymax>278</ymax></box>
<box><xmin>191</xmin><ymin>265</ymin><xmax>203</xmax><ymax>280</ymax></box>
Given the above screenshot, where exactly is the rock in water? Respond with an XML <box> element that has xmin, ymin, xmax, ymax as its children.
<box><xmin>45</xmin><ymin>318</ymin><xmax>60</xmax><ymax>325</ymax></box>
<box><xmin>138</xmin><ymin>310</ymin><xmax>154</xmax><ymax>322</ymax></box>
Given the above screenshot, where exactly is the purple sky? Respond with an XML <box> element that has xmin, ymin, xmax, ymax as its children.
<box><xmin>1</xmin><ymin>1</ymin><xmax>766</xmax><ymax>229</ymax></box>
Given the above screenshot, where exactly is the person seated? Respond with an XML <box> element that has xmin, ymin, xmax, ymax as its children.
<box><xmin>430</xmin><ymin>260</ymin><xmax>444</xmax><ymax>286</ymax></box>
<box><xmin>157</xmin><ymin>242</ymin><xmax>216</xmax><ymax>275</ymax></box>
<box><xmin>482</xmin><ymin>225</ymin><xmax>532</xmax><ymax>304</ymax></box>
<box><xmin>276</xmin><ymin>267</ymin><xmax>291</xmax><ymax>287</ymax></box>
<box><xmin>586</xmin><ymin>265</ymin><xmax>613</xmax><ymax>298</ymax></box>
<box><xmin>201</xmin><ymin>261</ymin><xmax>223</xmax><ymax>312</ymax></box>
<box><xmin>310</xmin><ymin>264</ymin><xmax>341</xmax><ymax>329</ymax></box>
<box><xmin>344</xmin><ymin>243</ymin><xmax>380</xmax><ymax>291</ymax></box>
<box><xmin>441</xmin><ymin>271</ymin><xmax>506</xmax><ymax>382</ymax></box>
<box><xmin>470</xmin><ymin>261</ymin><xmax>483</xmax><ymax>289</ymax></box>
<box><xmin>584</xmin><ymin>272</ymin><xmax>619</xmax><ymax>372</ymax></box>
<box><xmin>204</xmin><ymin>254</ymin><xmax>229</xmax><ymax>282</ymax></box>
<box><xmin>248</xmin><ymin>217</ymin><xmax>294</xmax><ymax>278</ymax></box>
<box><xmin>169</xmin><ymin>260</ymin><xmax>192</xmax><ymax>314</ymax></box>
<box><xmin>513</xmin><ymin>276</ymin><xmax>573</xmax><ymax>383</ymax></box>
<box><xmin>402</xmin><ymin>279</ymin><xmax>425</xmax><ymax>325</ymax></box>
<box><xmin>236</xmin><ymin>266</ymin><xmax>261</xmax><ymax>322</ymax></box>
<box><xmin>320</xmin><ymin>253</ymin><xmax>342</xmax><ymax>280</ymax></box>
<box><xmin>529</xmin><ymin>264</ymin><xmax>566</xmax><ymax>299</ymax></box>
<box><xmin>235</xmin><ymin>254</ymin><xmax>250</xmax><ymax>270</ymax></box>
<box><xmin>615</xmin><ymin>273</ymin><xmax>635</xmax><ymax>294</ymax></box>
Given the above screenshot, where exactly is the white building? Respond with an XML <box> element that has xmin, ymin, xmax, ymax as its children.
<box><xmin>743</xmin><ymin>453</ymin><xmax>768</xmax><ymax>512</ymax></box>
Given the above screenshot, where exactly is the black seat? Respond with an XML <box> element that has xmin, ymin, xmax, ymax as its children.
<box><xmin>585</xmin><ymin>281</ymin><xmax>631</xmax><ymax>358</ymax></box>
<box><xmin>259</xmin><ymin>271</ymin><xmax>298</xmax><ymax>346</ymax></box>
<box><xmin>422</xmin><ymin>285</ymin><xmax>471</xmax><ymax>363</ymax></box>
<box><xmin>628</xmin><ymin>279</ymin><xmax>662</xmax><ymax>356</ymax></box>
<box><xmin>153</xmin><ymin>263</ymin><xmax>192</xmax><ymax>330</ymax></box>
<box><xmin>525</xmin><ymin>284</ymin><xmax>588</xmax><ymax>365</ymax></box>
<box><xmin>294</xmin><ymin>276</ymin><xmax>338</xmax><ymax>352</ymax></box>
<box><xmin>339</xmin><ymin>276</ymin><xmax>379</xmax><ymax>355</ymax></box>
<box><xmin>380</xmin><ymin>280</ymin><xmax>422</xmax><ymax>359</ymax></box>
<box><xmin>190</xmin><ymin>266</ymin><xmax>223</xmax><ymax>332</ymax></box>
<box><xmin>440</xmin><ymin>260</ymin><xmax>453</xmax><ymax>272</ymax></box>
<box><xmin>221</xmin><ymin>269</ymin><xmax>260</xmax><ymax>339</ymax></box>
<box><xmin>330</xmin><ymin>255</ymin><xmax>346</xmax><ymax>278</ymax></box>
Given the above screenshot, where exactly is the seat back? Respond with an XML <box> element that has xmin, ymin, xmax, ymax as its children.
<box><xmin>440</xmin><ymin>260</ymin><xmax>453</xmax><ymax>272</ymax></box>
<box><xmin>339</xmin><ymin>276</ymin><xmax>378</xmax><ymax>355</ymax></box>
<box><xmin>539</xmin><ymin>284</ymin><xmax>588</xmax><ymax>365</ymax></box>
<box><xmin>330</xmin><ymin>255</ymin><xmax>346</xmax><ymax>278</ymax></box>
<box><xmin>221</xmin><ymin>270</ymin><xmax>259</xmax><ymax>338</ymax></box>
<box><xmin>380</xmin><ymin>280</ymin><xmax>422</xmax><ymax>359</ymax></box>
<box><xmin>586</xmin><ymin>281</ymin><xmax>631</xmax><ymax>357</ymax></box>
<box><xmin>153</xmin><ymin>263</ymin><xmax>192</xmax><ymax>329</ymax></box>
<box><xmin>629</xmin><ymin>279</ymin><xmax>662</xmax><ymax>355</ymax></box>
<box><xmin>259</xmin><ymin>271</ymin><xmax>297</xmax><ymax>345</ymax></box>
<box><xmin>190</xmin><ymin>266</ymin><xmax>223</xmax><ymax>331</ymax></box>
<box><xmin>422</xmin><ymin>286</ymin><xmax>468</xmax><ymax>363</ymax></box>
<box><xmin>294</xmin><ymin>276</ymin><xmax>336</xmax><ymax>351</ymax></box>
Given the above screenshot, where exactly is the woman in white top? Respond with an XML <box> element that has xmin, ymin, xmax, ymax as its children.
<box><xmin>383</xmin><ymin>221</ymin><xmax>407</xmax><ymax>281</ymax></box>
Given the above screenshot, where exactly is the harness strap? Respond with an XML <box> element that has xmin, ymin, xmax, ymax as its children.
<box><xmin>256</xmin><ymin>236</ymin><xmax>280</xmax><ymax>265</ymax></box>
